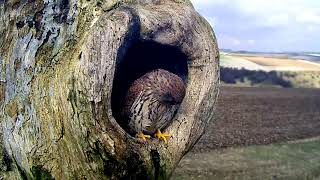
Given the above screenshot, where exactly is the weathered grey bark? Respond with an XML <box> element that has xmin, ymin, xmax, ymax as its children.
<box><xmin>0</xmin><ymin>0</ymin><xmax>219</xmax><ymax>179</ymax></box>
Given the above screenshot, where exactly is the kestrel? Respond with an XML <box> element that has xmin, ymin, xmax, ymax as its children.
<box><xmin>122</xmin><ymin>69</ymin><xmax>186</xmax><ymax>143</ymax></box>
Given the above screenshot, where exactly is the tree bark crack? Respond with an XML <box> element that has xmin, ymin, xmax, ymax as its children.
<box><xmin>151</xmin><ymin>149</ymin><xmax>161</xmax><ymax>180</ymax></box>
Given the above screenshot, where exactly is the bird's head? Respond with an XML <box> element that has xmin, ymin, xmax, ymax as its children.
<box><xmin>159</xmin><ymin>93</ymin><xmax>178</xmax><ymax>105</ymax></box>
<box><xmin>157</xmin><ymin>71</ymin><xmax>186</xmax><ymax>105</ymax></box>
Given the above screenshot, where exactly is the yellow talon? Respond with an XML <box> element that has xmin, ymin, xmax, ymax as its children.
<box><xmin>137</xmin><ymin>132</ymin><xmax>151</xmax><ymax>141</ymax></box>
<box><xmin>155</xmin><ymin>129</ymin><xmax>171</xmax><ymax>144</ymax></box>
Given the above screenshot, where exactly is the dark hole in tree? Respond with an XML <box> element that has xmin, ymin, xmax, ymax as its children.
<box><xmin>111</xmin><ymin>40</ymin><xmax>188</xmax><ymax>131</ymax></box>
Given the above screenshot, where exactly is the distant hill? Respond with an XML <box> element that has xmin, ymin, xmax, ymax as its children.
<box><xmin>219</xmin><ymin>49</ymin><xmax>320</xmax><ymax>62</ymax></box>
<box><xmin>220</xmin><ymin>49</ymin><xmax>320</xmax><ymax>55</ymax></box>
<box><xmin>219</xmin><ymin>53</ymin><xmax>320</xmax><ymax>88</ymax></box>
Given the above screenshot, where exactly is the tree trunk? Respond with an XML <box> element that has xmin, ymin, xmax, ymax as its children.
<box><xmin>0</xmin><ymin>0</ymin><xmax>219</xmax><ymax>179</ymax></box>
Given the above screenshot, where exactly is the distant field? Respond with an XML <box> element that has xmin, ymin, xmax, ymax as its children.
<box><xmin>220</xmin><ymin>54</ymin><xmax>320</xmax><ymax>88</ymax></box>
<box><xmin>221</xmin><ymin>68</ymin><xmax>320</xmax><ymax>88</ymax></box>
<box><xmin>241</xmin><ymin>56</ymin><xmax>320</xmax><ymax>71</ymax></box>
<box><xmin>221</xmin><ymin>54</ymin><xmax>320</xmax><ymax>71</ymax></box>
<box><xmin>173</xmin><ymin>86</ymin><xmax>320</xmax><ymax>179</ymax></box>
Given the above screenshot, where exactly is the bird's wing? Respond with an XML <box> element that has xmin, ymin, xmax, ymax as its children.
<box><xmin>129</xmin><ymin>92</ymin><xmax>152</xmax><ymax>132</ymax></box>
<box><xmin>129</xmin><ymin>91</ymin><xmax>142</xmax><ymax>113</ymax></box>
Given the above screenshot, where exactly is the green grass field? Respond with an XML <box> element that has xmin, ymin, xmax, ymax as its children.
<box><xmin>173</xmin><ymin>137</ymin><xmax>320</xmax><ymax>180</ymax></box>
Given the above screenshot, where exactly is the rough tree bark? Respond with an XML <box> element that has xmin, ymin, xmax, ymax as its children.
<box><xmin>0</xmin><ymin>0</ymin><xmax>219</xmax><ymax>179</ymax></box>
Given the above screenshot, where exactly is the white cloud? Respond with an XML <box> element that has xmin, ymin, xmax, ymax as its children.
<box><xmin>306</xmin><ymin>25</ymin><xmax>320</xmax><ymax>32</ymax></box>
<box><xmin>218</xmin><ymin>34</ymin><xmax>242</xmax><ymax>47</ymax></box>
<box><xmin>233</xmin><ymin>39</ymin><xmax>241</xmax><ymax>45</ymax></box>
<box><xmin>190</xmin><ymin>0</ymin><xmax>320</xmax><ymax>51</ymax></box>
<box><xmin>248</xmin><ymin>40</ymin><xmax>255</xmax><ymax>45</ymax></box>
<box><xmin>191</xmin><ymin>0</ymin><xmax>320</xmax><ymax>27</ymax></box>
<box><xmin>262</xmin><ymin>14</ymin><xmax>290</xmax><ymax>27</ymax></box>
<box><xmin>307</xmin><ymin>26</ymin><xmax>315</xmax><ymax>32</ymax></box>
<box><xmin>296</xmin><ymin>11</ymin><xmax>320</xmax><ymax>24</ymax></box>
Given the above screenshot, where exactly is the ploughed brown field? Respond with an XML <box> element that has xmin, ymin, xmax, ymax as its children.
<box><xmin>192</xmin><ymin>86</ymin><xmax>320</xmax><ymax>152</ymax></box>
<box><xmin>172</xmin><ymin>86</ymin><xmax>320</xmax><ymax>179</ymax></box>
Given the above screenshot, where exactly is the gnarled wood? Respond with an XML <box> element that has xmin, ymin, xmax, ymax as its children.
<box><xmin>0</xmin><ymin>0</ymin><xmax>219</xmax><ymax>179</ymax></box>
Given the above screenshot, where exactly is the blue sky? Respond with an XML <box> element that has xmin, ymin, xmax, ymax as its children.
<box><xmin>190</xmin><ymin>0</ymin><xmax>320</xmax><ymax>52</ymax></box>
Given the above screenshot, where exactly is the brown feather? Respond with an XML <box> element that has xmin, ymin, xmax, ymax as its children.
<box><xmin>122</xmin><ymin>69</ymin><xmax>186</xmax><ymax>135</ymax></box>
